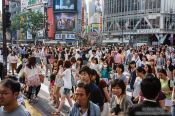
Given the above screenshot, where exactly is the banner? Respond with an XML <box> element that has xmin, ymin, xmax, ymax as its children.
<box><xmin>55</xmin><ymin>13</ymin><xmax>76</xmax><ymax>31</ymax></box>
<box><xmin>54</xmin><ymin>0</ymin><xmax>77</xmax><ymax>11</ymax></box>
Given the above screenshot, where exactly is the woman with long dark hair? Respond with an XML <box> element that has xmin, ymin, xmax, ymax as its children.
<box><xmin>91</xmin><ymin>69</ymin><xmax>110</xmax><ymax>116</ymax></box>
<box><xmin>128</xmin><ymin>61</ymin><xmax>137</xmax><ymax>91</ymax></box>
<box><xmin>24</xmin><ymin>57</ymin><xmax>41</xmax><ymax>102</ymax></box>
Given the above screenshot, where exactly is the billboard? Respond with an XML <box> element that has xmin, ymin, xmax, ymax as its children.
<box><xmin>48</xmin><ymin>7</ymin><xmax>55</xmax><ymax>39</ymax></box>
<box><xmin>55</xmin><ymin>13</ymin><xmax>76</xmax><ymax>31</ymax></box>
<box><xmin>54</xmin><ymin>0</ymin><xmax>77</xmax><ymax>11</ymax></box>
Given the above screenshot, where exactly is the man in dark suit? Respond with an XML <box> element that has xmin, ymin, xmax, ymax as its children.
<box><xmin>128</xmin><ymin>75</ymin><xmax>171</xmax><ymax>116</ymax></box>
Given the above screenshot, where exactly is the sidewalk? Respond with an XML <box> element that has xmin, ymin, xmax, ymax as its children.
<box><xmin>25</xmin><ymin>100</ymin><xmax>42</xmax><ymax>116</ymax></box>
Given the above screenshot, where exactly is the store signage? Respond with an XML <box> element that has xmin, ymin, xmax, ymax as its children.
<box><xmin>137</xmin><ymin>29</ymin><xmax>160</xmax><ymax>34</ymax></box>
<box><xmin>55</xmin><ymin>34</ymin><xmax>62</xmax><ymax>39</ymax></box>
<box><xmin>65</xmin><ymin>34</ymin><xmax>75</xmax><ymax>39</ymax></box>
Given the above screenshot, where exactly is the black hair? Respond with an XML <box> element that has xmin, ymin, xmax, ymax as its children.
<box><xmin>144</xmin><ymin>64</ymin><xmax>152</xmax><ymax>74</ymax></box>
<box><xmin>118</xmin><ymin>49</ymin><xmax>122</xmax><ymax>54</ymax></box>
<box><xmin>141</xmin><ymin>75</ymin><xmax>161</xmax><ymax>99</ymax></box>
<box><xmin>6</xmin><ymin>75</ymin><xmax>18</xmax><ymax>81</ymax></box>
<box><xmin>116</xmin><ymin>64</ymin><xmax>125</xmax><ymax>73</ymax></box>
<box><xmin>79</xmin><ymin>66</ymin><xmax>92</xmax><ymax>75</ymax></box>
<box><xmin>90</xmin><ymin>69</ymin><xmax>100</xmax><ymax>85</ymax></box>
<box><xmin>26</xmin><ymin>56</ymin><xmax>36</xmax><ymax>69</ymax></box>
<box><xmin>70</xmin><ymin>57</ymin><xmax>76</xmax><ymax>63</ymax></box>
<box><xmin>158</xmin><ymin>68</ymin><xmax>167</xmax><ymax>76</ymax></box>
<box><xmin>111</xmin><ymin>79</ymin><xmax>126</xmax><ymax>94</ymax></box>
<box><xmin>93</xmin><ymin>58</ymin><xmax>98</xmax><ymax>64</ymax></box>
<box><xmin>0</xmin><ymin>78</ymin><xmax>21</xmax><ymax>93</ymax></box>
<box><xmin>77</xmin><ymin>81</ymin><xmax>91</xmax><ymax>95</ymax></box>
<box><xmin>64</xmin><ymin>60</ymin><xmax>72</xmax><ymax>68</ymax></box>
<box><xmin>128</xmin><ymin>61</ymin><xmax>136</xmax><ymax>72</ymax></box>
<box><xmin>142</xmin><ymin>55</ymin><xmax>148</xmax><ymax>61</ymax></box>
<box><xmin>77</xmin><ymin>58</ymin><xmax>83</xmax><ymax>68</ymax></box>
<box><xmin>137</xmin><ymin>67</ymin><xmax>146</xmax><ymax>74</ymax></box>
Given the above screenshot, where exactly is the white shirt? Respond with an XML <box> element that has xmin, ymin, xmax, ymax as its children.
<box><xmin>82</xmin><ymin>110</ymin><xmax>88</xmax><ymax>116</ymax></box>
<box><xmin>63</xmin><ymin>68</ymin><xmax>72</xmax><ymax>89</ymax></box>
<box><xmin>8</xmin><ymin>55</ymin><xmax>18</xmax><ymax>63</ymax></box>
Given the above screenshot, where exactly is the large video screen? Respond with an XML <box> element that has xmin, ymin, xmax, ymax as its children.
<box><xmin>55</xmin><ymin>13</ymin><xmax>76</xmax><ymax>31</ymax></box>
<box><xmin>54</xmin><ymin>0</ymin><xmax>76</xmax><ymax>11</ymax></box>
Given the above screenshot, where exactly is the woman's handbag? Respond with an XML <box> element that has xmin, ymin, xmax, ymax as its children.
<box><xmin>114</xmin><ymin>104</ymin><xmax>122</xmax><ymax>115</ymax></box>
<box><xmin>55</xmin><ymin>75</ymin><xmax>64</xmax><ymax>87</ymax></box>
<box><xmin>39</xmin><ymin>74</ymin><xmax>45</xmax><ymax>83</ymax></box>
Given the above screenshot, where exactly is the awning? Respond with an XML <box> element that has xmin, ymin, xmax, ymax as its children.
<box><xmin>66</xmin><ymin>39</ymin><xmax>78</xmax><ymax>43</ymax></box>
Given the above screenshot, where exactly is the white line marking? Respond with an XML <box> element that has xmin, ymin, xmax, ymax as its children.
<box><xmin>41</xmin><ymin>83</ymin><xmax>49</xmax><ymax>94</ymax></box>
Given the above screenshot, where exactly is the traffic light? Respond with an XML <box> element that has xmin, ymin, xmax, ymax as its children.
<box><xmin>5</xmin><ymin>12</ymin><xmax>11</xmax><ymax>28</ymax></box>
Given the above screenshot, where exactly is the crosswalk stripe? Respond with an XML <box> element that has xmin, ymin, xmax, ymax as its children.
<box><xmin>41</xmin><ymin>83</ymin><xmax>49</xmax><ymax>94</ymax></box>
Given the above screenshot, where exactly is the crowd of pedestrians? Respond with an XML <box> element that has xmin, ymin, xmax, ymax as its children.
<box><xmin>0</xmin><ymin>44</ymin><xmax>175</xmax><ymax>115</ymax></box>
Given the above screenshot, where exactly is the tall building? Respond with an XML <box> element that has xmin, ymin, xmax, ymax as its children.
<box><xmin>9</xmin><ymin>0</ymin><xmax>21</xmax><ymax>18</ymax></box>
<box><xmin>86</xmin><ymin>0</ymin><xmax>102</xmax><ymax>33</ymax></box>
<box><xmin>103</xmin><ymin>0</ymin><xmax>175</xmax><ymax>45</ymax></box>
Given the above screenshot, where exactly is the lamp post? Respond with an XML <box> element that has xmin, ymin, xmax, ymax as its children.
<box><xmin>2</xmin><ymin>0</ymin><xmax>7</xmax><ymax>78</ymax></box>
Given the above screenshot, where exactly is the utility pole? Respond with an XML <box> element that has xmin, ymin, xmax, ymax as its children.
<box><xmin>2</xmin><ymin>0</ymin><xmax>7</xmax><ymax>78</ymax></box>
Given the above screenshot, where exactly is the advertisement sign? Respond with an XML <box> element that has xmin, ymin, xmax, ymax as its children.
<box><xmin>137</xmin><ymin>29</ymin><xmax>160</xmax><ymax>34</ymax></box>
<box><xmin>54</xmin><ymin>0</ymin><xmax>77</xmax><ymax>11</ymax></box>
<box><xmin>55</xmin><ymin>34</ymin><xmax>62</xmax><ymax>39</ymax></box>
<box><xmin>48</xmin><ymin>7</ymin><xmax>55</xmax><ymax>39</ymax></box>
<box><xmin>55</xmin><ymin>13</ymin><xmax>76</xmax><ymax>31</ymax></box>
<box><xmin>65</xmin><ymin>34</ymin><xmax>75</xmax><ymax>39</ymax></box>
<box><xmin>95</xmin><ymin>0</ymin><xmax>102</xmax><ymax>13</ymax></box>
<box><xmin>21</xmin><ymin>0</ymin><xmax>28</xmax><ymax>11</ymax></box>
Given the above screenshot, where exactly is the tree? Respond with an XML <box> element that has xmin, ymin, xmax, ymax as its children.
<box><xmin>26</xmin><ymin>11</ymin><xmax>45</xmax><ymax>43</ymax></box>
<box><xmin>11</xmin><ymin>11</ymin><xmax>45</xmax><ymax>43</ymax></box>
<box><xmin>11</xmin><ymin>14</ymin><xmax>20</xmax><ymax>30</ymax></box>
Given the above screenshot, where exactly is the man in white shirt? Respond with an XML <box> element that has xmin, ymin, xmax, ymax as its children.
<box><xmin>89</xmin><ymin>50</ymin><xmax>100</xmax><ymax>62</ymax></box>
<box><xmin>132</xmin><ymin>53</ymin><xmax>142</xmax><ymax>67</ymax></box>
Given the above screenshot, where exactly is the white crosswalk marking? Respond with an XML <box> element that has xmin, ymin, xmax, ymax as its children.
<box><xmin>41</xmin><ymin>83</ymin><xmax>49</xmax><ymax>94</ymax></box>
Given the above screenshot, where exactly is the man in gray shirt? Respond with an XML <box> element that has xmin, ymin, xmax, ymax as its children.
<box><xmin>0</xmin><ymin>78</ymin><xmax>30</xmax><ymax>116</ymax></box>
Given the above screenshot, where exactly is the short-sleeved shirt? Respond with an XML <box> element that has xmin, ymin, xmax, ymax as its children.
<box><xmin>98</xmin><ymin>80</ymin><xmax>108</xmax><ymax>102</ymax></box>
<box><xmin>140</xmin><ymin>91</ymin><xmax>166</xmax><ymax>102</ymax></box>
<box><xmin>63</xmin><ymin>68</ymin><xmax>72</xmax><ymax>89</ymax></box>
<box><xmin>0</xmin><ymin>105</ymin><xmax>31</xmax><ymax>116</ymax></box>
<box><xmin>113</xmin><ymin>73</ymin><xmax>127</xmax><ymax>84</ymax></box>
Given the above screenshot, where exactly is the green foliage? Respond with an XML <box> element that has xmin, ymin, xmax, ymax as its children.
<box><xmin>11</xmin><ymin>14</ymin><xmax>20</xmax><ymax>30</ymax></box>
<box><xmin>11</xmin><ymin>11</ymin><xmax>45</xmax><ymax>38</ymax></box>
<box><xmin>26</xmin><ymin>11</ymin><xmax>45</xmax><ymax>37</ymax></box>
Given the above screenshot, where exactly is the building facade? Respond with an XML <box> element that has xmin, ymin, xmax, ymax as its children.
<box><xmin>20</xmin><ymin>0</ymin><xmax>48</xmax><ymax>41</ymax></box>
<box><xmin>103</xmin><ymin>0</ymin><xmax>175</xmax><ymax>45</ymax></box>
